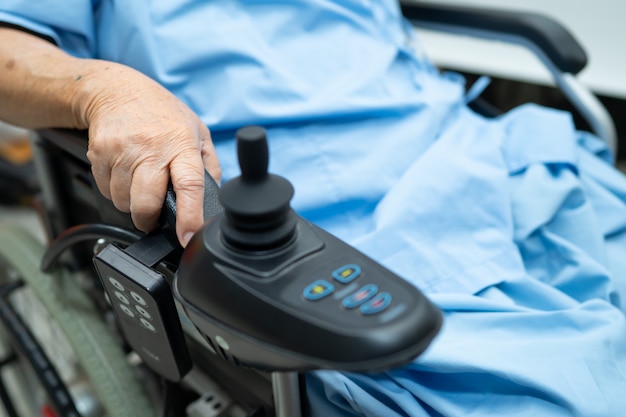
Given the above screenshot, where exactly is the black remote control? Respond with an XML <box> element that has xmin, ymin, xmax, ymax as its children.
<box><xmin>174</xmin><ymin>126</ymin><xmax>443</xmax><ymax>372</ymax></box>
<box><xmin>94</xmin><ymin>243</ymin><xmax>191</xmax><ymax>381</ymax></box>
<box><xmin>92</xmin><ymin>169</ymin><xmax>222</xmax><ymax>381</ymax></box>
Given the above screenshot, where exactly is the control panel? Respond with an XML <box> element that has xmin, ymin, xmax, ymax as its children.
<box><xmin>174</xmin><ymin>126</ymin><xmax>443</xmax><ymax>372</ymax></box>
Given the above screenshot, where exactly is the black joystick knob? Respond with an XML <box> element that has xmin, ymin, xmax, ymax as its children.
<box><xmin>219</xmin><ymin>126</ymin><xmax>297</xmax><ymax>250</ymax></box>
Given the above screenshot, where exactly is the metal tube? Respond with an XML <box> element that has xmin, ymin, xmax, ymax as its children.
<box><xmin>272</xmin><ymin>372</ymin><xmax>303</xmax><ymax>417</ymax></box>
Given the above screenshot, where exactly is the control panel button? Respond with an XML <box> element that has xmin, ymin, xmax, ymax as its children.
<box><xmin>130</xmin><ymin>291</ymin><xmax>147</xmax><ymax>306</ymax></box>
<box><xmin>342</xmin><ymin>284</ymin><xmax>377</xmax><ymax>309</ymax></box>
<box><xmin>114</xmin><ymin>291</ymin><xmax>130</xmax><ymax>305</ymax></box>
<box><xmin>140</xmin><ymin>318</ymin><xmax>157</xmax><ymax>333</ymax></box>
<box><xmin>332</xmin><ymin>264</ymin><xmax>361</xmax><ymax>284</ymax></box>
<box><xmin>119</xmin><ymin>304</ymin><xmax>135</xmax><ymax>318</ymax></box>
<box><xmin>360</xmin><ymin>292</ymin><xmax>392</xmax><ymax>315</ymax></box>
<box><xmin>135</xmin><ymin>305</ymin><xmax>152</xmax><ymax>319</ymax></box>
<box><xmin>303</xmin><ymin>280</ymin><xmax>334</xmax><ymax>301</ymax></box>
<box><xmin>108</xmin><ymin>276</ymin><xmax>125</xmax><ymax>292</ymax></box>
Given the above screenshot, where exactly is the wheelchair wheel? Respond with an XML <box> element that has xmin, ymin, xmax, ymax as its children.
<box><xmin>0</xmin><ymin>222</ymin><xmax>157</xmax><ymax>417</ymax></box>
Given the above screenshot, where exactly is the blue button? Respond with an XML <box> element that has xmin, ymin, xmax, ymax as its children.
<box><xmin>360</xmin><ymin>292</ymin><xmax>392</xmax><ymax>315</ymax></box>
<box><xmin>342</xmin><ymin>284</ymin><xmax>378</xmax><ymax>309</ymax></box>
<box><xmin>332</xmin><ymin>264</ymin><xmax>361</xmax><ymax>284</ymax></box>
<box><xmin>303</xmin><ymin>280</ymin><xmax>334</xmax><ymax>301</ymax></box>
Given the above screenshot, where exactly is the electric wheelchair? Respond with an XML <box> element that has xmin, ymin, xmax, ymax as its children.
<box><xmin>0</xmin><ymin>2</ymin><xmax>617</xmax><ymax>416</ymax></box>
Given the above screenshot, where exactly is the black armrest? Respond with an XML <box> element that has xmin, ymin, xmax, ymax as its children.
<box><xmin>400</xmin><ymin>1</ymin><xmax>587</xmax><ymax>74</ymax></box>
<box><xmin>37</xmin><ymin>128</ymin><xmax>90</xmax><ymax>163</ymax></box>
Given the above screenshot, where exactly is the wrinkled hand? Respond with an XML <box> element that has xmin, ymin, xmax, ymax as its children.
<box><xmin>81</xmin><ymin>63</ymin><xmax>221</xmax><ymax>246</ymax></box>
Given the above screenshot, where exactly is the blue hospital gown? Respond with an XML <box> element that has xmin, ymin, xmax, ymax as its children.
<box><xmin>2</xmin><ymin>1</ymin><xmax>626</xmax><ymax>416</ymax></box>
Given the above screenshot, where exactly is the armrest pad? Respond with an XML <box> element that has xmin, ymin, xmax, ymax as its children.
<box><xmin>400</xmin><ymin>1</ymin><xmax>587</xmax><ymax>74</ymax></box>
<box><xmin>37</xmin><ymin>128</ymin><xmax>90</xmax><ymax>163</ymax></box>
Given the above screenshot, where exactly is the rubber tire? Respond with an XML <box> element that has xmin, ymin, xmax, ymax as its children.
<box><xmin>0</xmin><ymin>222</ymin><xmax>157</xmax><ymax>417</ymax></box>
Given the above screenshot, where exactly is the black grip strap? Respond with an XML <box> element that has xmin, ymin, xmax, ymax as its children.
<box><xmin>400</xmin><ymin>1</ymin><xmax>587</xmax><ymax>74</ymax></box>
<box><xmin>160</xmin><ymin>170</ymin><xmax>223</xmax><ymax>246</ymax></box>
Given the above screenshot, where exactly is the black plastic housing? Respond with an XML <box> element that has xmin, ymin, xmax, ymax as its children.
<box><xmin>175</xmin><ymin>216</ymin><xmax>442</xmax><ymax>372</ymax></box>
<box><xmin>174</xmin><ymin>126</ymin><xmax>443</xmax><ymax>372</ymax></box>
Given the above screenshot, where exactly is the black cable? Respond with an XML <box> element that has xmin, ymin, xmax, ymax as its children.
<box><xmin>0</xmin><ymin>281</ymin><xmax>24</xmax><ymax>298</ymax></box>
<box><xmin>41</xmin><ymin>223</ymin><xmax>142</xmax><ymax>273</ymax></box>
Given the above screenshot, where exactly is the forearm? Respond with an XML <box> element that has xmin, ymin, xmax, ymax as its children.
<box><xmin>0</xmin><ymin>27</ymin><xmax>221</xmax><ymax>246</ymax></box>
<box><xmin>0</xmin><ymin>27</ymin><xmax>99</xmax><ymax>129</ymax></box>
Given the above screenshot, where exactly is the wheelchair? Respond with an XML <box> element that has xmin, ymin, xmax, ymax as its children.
<box><xmin>0</xmin><ymin>2</ymin><xmax>618</xmax><ymax>416</ymax></box>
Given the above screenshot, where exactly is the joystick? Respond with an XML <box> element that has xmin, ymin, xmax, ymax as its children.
<box><xmin>174</xmin><ymin>126</ymin><xmax>443</xmax><ymax>372</ymax></box>
<box><xmin>219</xmin><ymin>126</ymin><xmax>297</xmax><ymax>249</ymax></box>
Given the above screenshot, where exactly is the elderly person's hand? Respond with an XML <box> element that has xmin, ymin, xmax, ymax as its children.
<box><xmin>82</xmin><ymin>63</ymin><xmax>221</xmax><ymax>246</ymax></box>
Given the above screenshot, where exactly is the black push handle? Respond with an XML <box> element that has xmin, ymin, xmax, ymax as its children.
<box><xmin>160</xmin><ymin>170</ymin><xmax>223</xmax><ymax>245</ymax></box>
<box><xmin>400</xmin><ymin>1</ymin><xmax>587</xmax><ymax>74</ymax></box>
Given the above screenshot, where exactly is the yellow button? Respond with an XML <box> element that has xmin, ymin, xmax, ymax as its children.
<box><xmin>314</xmin><ymin>285</ymin><xmax>327</xmax><ymax>294</ymax></box>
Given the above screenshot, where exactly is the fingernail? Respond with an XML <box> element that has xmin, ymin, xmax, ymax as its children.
<box><xmin>182</xmin><ymin>232</ymin><xmax>195</xmax><ymax>247</ymax></box>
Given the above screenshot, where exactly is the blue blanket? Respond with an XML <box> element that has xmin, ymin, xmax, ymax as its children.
<box><xmin>215</xmin><ymin>102</ymin><xmax>626</xmax><ymax>417</ymax></box>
